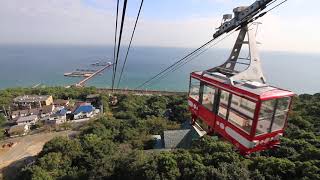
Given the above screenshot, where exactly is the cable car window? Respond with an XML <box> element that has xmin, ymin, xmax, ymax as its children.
<box><xmin>271</xmin><ymin>97</ymin><xmax>291</xmax><ymax>131</ymax></box>
<box><xmin>189</xmin><ymin>78</ymin><xmax>200</xmax><ymax>101</ymax></box>
<box><xmin>202</xmin><ymin>85</ymin><xmax>216</xmax><ymax>111</ymax></box>
<box><xmin>228</xmin><ymin>94</ymin><xmax>256</xmax><ymax>134</ymax></box>
<box><xmin>256</xmin><ymin>99</ymin><xmax>277</xmax><ymax>135</ymax></box>
<box><xmin>218</xmin><ymin>90</ymin><xmax>230</xmax><ymax>119</ymax></box>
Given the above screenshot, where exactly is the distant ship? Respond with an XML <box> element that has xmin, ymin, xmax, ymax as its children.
<box><xmin>91</xmin><ymin>61</ymin><xmax>112</xmax><ymax>66</ymax></box>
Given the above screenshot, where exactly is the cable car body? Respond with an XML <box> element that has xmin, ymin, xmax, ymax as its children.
<box><xmin>188</xmin><ymin>5</ymin><xmax>294</xmax><ymax>155</ymax></box>
<box><xmin>188</xmin><ymin>73</ymin><xmax>294</xmax><ymax>154</ymax></box>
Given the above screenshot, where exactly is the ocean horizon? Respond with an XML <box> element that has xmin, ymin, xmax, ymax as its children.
<box><xmin>0</xmin><ymin>44</ymin><xmax>319</xmax><ymax>95</ymax></box>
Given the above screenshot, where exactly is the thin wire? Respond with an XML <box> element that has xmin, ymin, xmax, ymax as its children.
<box><xmin>117</xmin><ymin>0</ymin><xmax>144</xmax><ymax>88</ymax></box>
<box><xmin>265</xmin><ymin>0</ymin><xmax>288</xmax><ymax>13</ymax></box>
<box><xmin>112</xmin><ymin>0</ymin><xmax>120</xmax><ymax>90</ymax></box>
<box><xmin>134</xmin><ymin>38</ymin><xmax>215</xmax><ymax>89</ymax></box>
<box><xmin>145</xmin><ymin>30</ymin><xmax>237</xmax><ymax>88</ymax></box>
<box><xmin>112</xmin><ymin>0</ymin><xmax>128</xmax><ymax>90</ymax></box>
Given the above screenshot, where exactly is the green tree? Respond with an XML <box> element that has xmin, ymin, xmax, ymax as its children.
<box><xmin>156</xmin><ymin>152</ymin><xmax>181</xmax><ymax>180</ymax></box>
<box><xmin>250</xmin><ymin>157</ymin><xmax>296</xmax><ymax>179</ymax></box>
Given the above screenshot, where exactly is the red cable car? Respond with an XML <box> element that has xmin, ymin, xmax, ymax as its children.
<box><xmin>188</xmin><ymin>6</ymin><xmax>294</xmax><ymax>155</ymax></box>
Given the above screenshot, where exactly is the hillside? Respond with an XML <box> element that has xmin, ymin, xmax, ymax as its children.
<box><xmin>0</xmin><ymin>87</ymin><xmax>319</xmax><ymax>180</ymax></box>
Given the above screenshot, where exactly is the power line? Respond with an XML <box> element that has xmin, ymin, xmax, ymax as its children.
<box><xmin>112</xmin><ymin>0</ymin><xmax>128</xmax><ymax>90</ymax></box>
<box><xmin>111</xmin><ymin>0</ymin><xmax>120</xmax><ymax>90</ymax></box>
<box><xmin>117</xmin><ymin>0</ymin><xmax>145</xmax><ymax>88</ymax></box>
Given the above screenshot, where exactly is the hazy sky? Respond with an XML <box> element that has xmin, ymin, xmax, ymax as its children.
<box><xmin>0</xmin><ymin>0</ymin><xmax>319</xmax><ymax>53</ymax></box>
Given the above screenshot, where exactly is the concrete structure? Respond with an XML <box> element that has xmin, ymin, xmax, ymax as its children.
<box><xmin>16</xmin><ymin>115</ymin><xmax>38</xmax><ymax>125</ymax></box>
<box><xmin>8</xmin><ymin>124</ymin><xmax>30</xmax><ymax>137</ymax></box>
<box><xmin>13</xmin><ymin>95</ymin><xmax>53</xmax><ymax>110</ymax></box>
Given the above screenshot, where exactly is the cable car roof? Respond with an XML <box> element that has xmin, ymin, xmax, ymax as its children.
<box><xmin>192</xmin><ymin>71</ymin><xmax>294</xmax><ymax>101</ymax></box>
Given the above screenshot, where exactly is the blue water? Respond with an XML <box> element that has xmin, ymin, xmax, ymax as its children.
<box><xmin>0</xmin><ymin>45</ymin><xmax>319</xmax><ymax>94</ymax></box>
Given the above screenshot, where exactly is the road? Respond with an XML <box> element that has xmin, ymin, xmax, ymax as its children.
<box><xmin>0</xmin><ymin>131</ymin><xmax>75</xmax><ymax>178</ymax></box>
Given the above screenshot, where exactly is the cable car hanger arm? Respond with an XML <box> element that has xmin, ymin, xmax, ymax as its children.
<box><xmin>213</xmin><ymin>0</ymin><xmax>273</xmax><ymax>39</ymax></box>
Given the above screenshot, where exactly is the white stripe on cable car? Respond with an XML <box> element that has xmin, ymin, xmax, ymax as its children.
<box><xmin>225</xmin><ymin>127</ymin><xmax>256</xmax><ymax>148</ymax></box>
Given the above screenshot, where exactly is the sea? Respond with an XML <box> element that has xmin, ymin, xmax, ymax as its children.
<box><xmin>0</xmin><ymin>45</ymin><xmax>319</xmax><ymax>94</ymax></box>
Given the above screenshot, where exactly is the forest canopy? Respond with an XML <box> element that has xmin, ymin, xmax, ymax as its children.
<box><xmin>0</xmin><ymin>87</ymin><xmax>319</xmax><ymax>180</ymax></box>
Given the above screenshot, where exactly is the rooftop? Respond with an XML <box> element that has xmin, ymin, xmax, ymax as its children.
<box><xmin>56</xmin><ymin>108</ymin><xmax>68</xmax><ymax>116</ymax></box>
<box><xmin>163</xmin><ymin>129</ymin><xmax>191</xmax><ymax>149</ymax></box>
<box><xmin>73</xmin><ymin>104</ymin><xmax>95</xmax><ymax>114</ymax></box>
<box><xmin>13</xmin><ymin>95</ymin><xmax>52</xmax><ymax>103</ymax></box>
<box><xmin>16</xmin><ymin>115</ymin><xmax>38</xmax><ymax>123</ymax></box>
<box><xmin>53</xmin><ymin>99</ymin><xmax>69</xmax><ymax>105</ymax></box>
<box><xmin>194</xmin><ymin>72</ymin><xmax>295</xmax><ymax>100</ymax></box>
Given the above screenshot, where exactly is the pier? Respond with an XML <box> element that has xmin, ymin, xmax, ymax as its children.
<box><xmin>75</xmin><ymin>63</ymin><xmax>113</xmax><ymax>87</ymax></box>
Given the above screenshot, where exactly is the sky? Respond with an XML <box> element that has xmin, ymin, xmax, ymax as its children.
<box><xmin>0</xmin><ymin>0</ymin><xmax>319</xmax><ymax>53</ymax></box>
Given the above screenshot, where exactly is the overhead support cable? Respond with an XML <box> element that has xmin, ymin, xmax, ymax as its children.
<box><xmin>112</xmin><ymin>0</ymin><xmax>128</xmax><ymax>90</ymax></box>
<box><xmin>147</xmin><ymin>30</ymin><xmax>238</xmax><ymax>88</ymax></box>
<box><xmin>117</xmin><ymin>0</ymin><xmax>145</xmax><ymax>88</ymax></box>
<box><xmin>111</xmin><ymin>0</ymin><xmax>120</xmax><ymax>91</ymax></box>
<box><xmin>134</xmin><ymin>38</ymin><xmax>215</xmax><ymax>89</ymax></box>
<box><xmin>264</xmin><ymin>0</ymin><xmax>288</xmax><ymax>13</ymax></box>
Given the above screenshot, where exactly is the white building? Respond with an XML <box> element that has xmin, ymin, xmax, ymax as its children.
<box><xmin>73</xmin><ymin>104</ymin><xmax>95</xmax><ymax>120</ymax></box>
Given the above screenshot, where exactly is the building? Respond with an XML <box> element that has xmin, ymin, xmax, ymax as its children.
<box><xmin>73</xmin><ymin>103</ymin><xmax>95</xmax><ymax>120</ymax></box>
<box><xmin>13</xmin><ymin>95</ymin><xmax>53</xmax><ymax>110</ymax></box>
<box><xmin>39</xmin><ymin>105</ymin><xmax>55</xmax><ymax>117</ymax></box>
<box><xmin>46</xmin><ymin>108</ymin><xmax>67</xmax><ymax>125</ymax></box>
<box><xmin>53</xmin><ymin>99</ymin><xmax>70</xmax><ymax>107</ymax></box>
<box><xmin>11</xmin><ymin>109</ymin><xmax>29</xmax><ymax>119</ymax></box>
<box><xmin>86</xmin><ymin>94</ymin><xmax>101</xmax><ymax>107</ymax></box>
<box><xmin>16</xmin><ymin>115</ymin><xmax>38</xmax><ymax>125</ymax></box>
<box><xmin>153</xmin><ymin>124</ymin><xmax>206</xmax><ymax>150</ymax></box>
<box><xmin>162</xmin><ymin>129</ymin><xmax>192</xmax><ymax>149</ymax></box>
<box><xmin>8</xmin><ymin>124</ymin><xmax>30</xmax><ymax>137</ymax></box>
<box><xmin>11</xmin><ymin>105</ymin><xmax>55</xmax><ymax>119</ymax></box>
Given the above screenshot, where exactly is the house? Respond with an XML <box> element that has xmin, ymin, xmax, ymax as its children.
<box><xmin>11</xmin><ymin>105</ymin><xmax>54</xmax><ymax>119</ymax></box>
<box><xmin>16</xmin><ymin>115</ymin><xmax>38</xmax><ymax>125</ymax></box>
<box><xmin>12</xmin><ymin>95</ymin><xmax>53</xmax><ymax>110</ymax></box>
<box><xmin>11</xmin><ymin>109</ymin><xmax>29</xmax><ymax>119</ymax></box>
<box><xmin>8</xmin><ymin>124</ymin><xmax>30</xmax><ymax>137</ymax></box>
<box><xmin>39</xmin><ymin>105</ymin><xmax>55</xmax><ymax>117</ymax></box>
<box><xmin>46</xmin><ymin>108</ymin><xmax>67</xmax><ymax>125</ymax></box>
<box><xmin>154</xmin><ymin>124</ymin><xmax>206</xmax><ymax>150</ymax></box>
<box><xmin>53</xmin><ymin>99</ymin><xmax>70</xmax><ymax>107</ymax></box>
<box><xmin>73</xmin><ymin>103</ymin><xmax>95</xmax><ymax>120</ymax></box>
<box><xmin>162</xmin><ymin>129</ymin><xmax>192</xmax><ymax>149</ymax></box>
